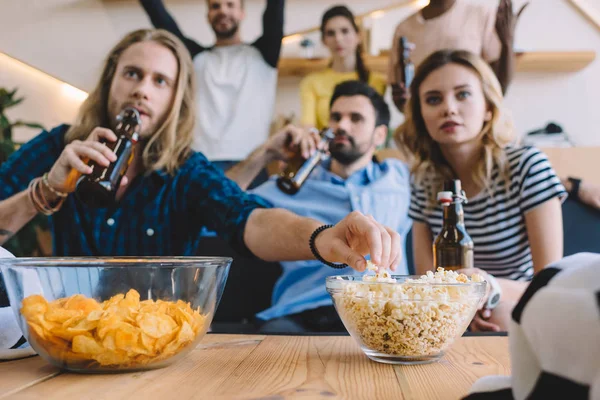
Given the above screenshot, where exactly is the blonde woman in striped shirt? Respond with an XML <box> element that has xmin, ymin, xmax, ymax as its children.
<box><xmin>396</xmin><ymin>49</ymin><xmax>566</xmax><ymax>332</ymax></box>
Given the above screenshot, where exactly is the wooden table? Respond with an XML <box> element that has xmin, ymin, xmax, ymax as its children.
<box><xmin>0</xmin><ymin>334</ymin><xmax>510</xmax><ymax>400</ymax></box>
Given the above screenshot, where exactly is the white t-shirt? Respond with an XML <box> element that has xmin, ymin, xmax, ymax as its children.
<box><xmin>192</xmin><ymin>45</ymin><xmax>278</xmax><ymax>161</ymax></box>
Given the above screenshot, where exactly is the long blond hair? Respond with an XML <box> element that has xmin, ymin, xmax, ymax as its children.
<box><xmin>65</xmin><ymin>29</ymin><xmax>195</xmax><ymax>174</ymax></box>
<box><xmin>396</xmin><ymin>49</ymin><xmax>515</xmax><ymax>204</ymax></box>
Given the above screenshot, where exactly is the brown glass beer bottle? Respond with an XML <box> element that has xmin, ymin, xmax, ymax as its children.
<box><xmin>75</xmin><ymin>107</ymin><xmax>141</xmax><ymax>207</ymax></box>
<box><xmin>432</xmin><ymin>180</ymin><xmax>474</xmax><ymax>271</ymax></box>
<box><xmin>276</xmin><ymin>128</ymin><xmax>334</xmax><ymax>195</ymax></box>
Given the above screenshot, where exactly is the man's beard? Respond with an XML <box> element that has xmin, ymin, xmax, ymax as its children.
<box><xmin>328</xmin><ymin>133</ymin><xmax>369</xmax><ymax>166</ymax></box>
<box><xmin>212</xmin><ymin>19</ymin><xmax>239</xmax><ymax>39</ymax></box>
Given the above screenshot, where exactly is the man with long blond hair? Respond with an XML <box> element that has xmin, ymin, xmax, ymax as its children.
<box><xmin>0</xmin><ymin>29</ymin><xmax>400</xmax><ymax>275</ymax></box>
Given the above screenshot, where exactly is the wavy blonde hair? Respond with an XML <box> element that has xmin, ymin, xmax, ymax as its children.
<box><xmin>395</xmin><ymin>49</ymin><xmax>515</xmax><ymax>204</ymax></box>
<box><xmin>65</xmin><ymin>29</ymin><xmax>195</xmax><ymax>174</ymax></box>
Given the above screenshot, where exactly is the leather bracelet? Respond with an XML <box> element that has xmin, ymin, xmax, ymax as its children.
<box><xmin>309</xmin><ymin>224</ymin><xmax>348</xmax><ymax>269</ymax></box>
<box><xmin>28</xmin><ymin>178</ymin><xmax>52</xmax><ymax>215</ymax></box>
<box><xmin>567</xmin><ymin>177</ymin><xmax>581</xmax><ymax>201</ymax></box>
<box><xmin>28</xmin><ymin>178</ymin><xmax>65</xmax><ymax>216</ymax></box>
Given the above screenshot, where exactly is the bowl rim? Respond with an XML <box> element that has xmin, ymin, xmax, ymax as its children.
<box><xmin>0</xmin><ymin>256</ymin><xmax>233</xmax><ymax>268</ymax></box>
<box><xmin>325</xmin><ymin>275</ymin><xmax>487</xmax><ymax>287</ymax></box>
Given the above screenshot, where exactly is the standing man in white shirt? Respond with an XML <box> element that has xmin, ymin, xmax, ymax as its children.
<box><xmin>140</xmin><ymin>0</ymin><xmax>284</xmax><ymax>187</ymax></box>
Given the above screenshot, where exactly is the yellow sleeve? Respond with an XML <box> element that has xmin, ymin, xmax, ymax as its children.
<box><xmin>299</xmin><ymin>75</ymin><xmax>318</xmax><ymax>127</ymax></box>
<box><xmin>370</xmin><ymin>73</ymin><xmax>388</xmax><ymax>96</ymax></box>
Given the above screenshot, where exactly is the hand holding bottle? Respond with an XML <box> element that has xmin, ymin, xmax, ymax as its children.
<box><xmin>265</xmin><ymin>125</ymin><xmax>322</xmax><ymax>162</ymax></box>
<box><xmin>46</xmin><ymin>128</ymin><xmax>121</xmax><ymax>199</ymax></box>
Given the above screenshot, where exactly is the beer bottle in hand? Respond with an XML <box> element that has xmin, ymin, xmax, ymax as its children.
<box><xmin>432</xmin><ymin>179</ymin><xmax>474</xmax><ymax>271</ymax></box>
<box><xmin>399</xmin><ymin>36</ymin><xmax>415</xmax><ymax>89</ymax></box>
<box><xmin>75</xmin><ymin>107</ymin><xmax>142</xmax><ymax>207</ymax></box>
<box><xmin>276</xmin><ymin>128</ymin><xmax>335</xmax><ymax>195</ymax></box>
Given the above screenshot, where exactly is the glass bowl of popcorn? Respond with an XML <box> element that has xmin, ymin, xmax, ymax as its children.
<box><xmin>0</xmin><ymin>257</ymin><xmax>231</xmax><ymax>372</ymax></box>
<box><xmin>326</xmin><ymin>266</ymin><xmax>487</xmax><ymax>365</ymax></box>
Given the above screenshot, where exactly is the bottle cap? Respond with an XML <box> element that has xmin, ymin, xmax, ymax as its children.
<box><xmin>321</xmin><ymin>128</ymin><xmax>335</xmax><ymax>141</ymax></box>
<box><xmin>437</xmin><ymin>191</ymin><xmax>453</xmax><ymax>204</ymax></box>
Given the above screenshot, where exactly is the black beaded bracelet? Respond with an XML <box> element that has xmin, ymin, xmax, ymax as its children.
<box><xmin>309</xmin><ymin>224</ymin><xmax>348</xmax><ymax>269</ymax></box>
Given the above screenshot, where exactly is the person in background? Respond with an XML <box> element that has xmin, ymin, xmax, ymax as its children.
<box><xmin>139</xmin><ymin>0</ymin><xmax>284</xmax><ymax>187</ymax></box>
<box><xmin>396</xmin><ymin>49</ymin><xmax>566</xmax><ymax>332</ymax></box>
<box><xmin>0</xmin><ymin>30</ymin><xmax>401</xmax><ymax>282</ymax></box>
<box><xmin>389</xmin><ymin>0</ymin><xmax>528</xmax><ymax>112</ymax></box>
<box><xmin>300</xmin><ymin>6</ymin><xmax>387</xmax><ymax>131</ymax></box>
<box><xmin>228</xmin><ymin>80</ymin><xmax>411</xmax><ymax>332</ymax></box>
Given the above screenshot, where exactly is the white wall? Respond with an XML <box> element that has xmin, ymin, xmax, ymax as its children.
<box><xmin>2</xmin><ymin>0</ymin><xmax>600</xmax><ymax>145</ymax></box>
<box><xmin>0</xmin><ymin>53</ymin><xmax>87</xmax><ymax>143</ymax></box>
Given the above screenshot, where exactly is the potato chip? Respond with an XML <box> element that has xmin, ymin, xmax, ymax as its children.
<box><xmin>21</xmin><ymin>295</ymin><xmax>48</xmax><ymax>319</ymax></box>
<box><xmin>72</xmin><ymin>335</ymin><xmax>105</xmax><ymax>355</ymax></box>
<box><xmin>64</xmin><ymin>295</ymin><xmax>102</xmax><ymax>313</ymax></box>
<box><xmin>44</xmin><ymin>307</ymin><xmax>81</xmax><ymax>324</ymax></box>
<box><xmin>154</xmin><ymin>329</ymin><xmax>178</xmax><ymax>353</ymax></box>
<box><xmin>114</xmin><ymin>323</ymin><xmax>139</xmax><ymax>352</ymax></box>
<box><xmin>162</xmin><ymin>322</ymin><xmax>195</xmax><ymax>355</ymax></box>
<box><xmin>137</xmin><ymin>312</ymin><xmax>177</xmax><ymax>339</ymax></box>
<box><xmin>94</xmin><ymin>351</ymin><xmax>130</xmax><ymax>366</ymax></box>
<box><xmin>20</xmin><ymin>290</ymin><xmax>207</xmax><ymax>369</ymax></box>
<box><xmin>51</xmin><ymin>327</ymin><xmax>91</xmax><ymax>341</ymax></box>
<box><xmin>140</xmin><ymin>332</ymin><xmax>157</xmax><ymax>354</ymax></box>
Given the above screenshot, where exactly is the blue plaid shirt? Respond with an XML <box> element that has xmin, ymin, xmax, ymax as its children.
<box><xmin>0</xmin><ymin>125</ymin><xmax>270</xmax><ymax>256</ymax></box>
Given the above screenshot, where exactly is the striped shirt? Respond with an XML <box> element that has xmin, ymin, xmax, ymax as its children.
<box><xmin>409</xmin><ymin>146</ymin><xmax>567</xmax><ymax>281</ymax></box>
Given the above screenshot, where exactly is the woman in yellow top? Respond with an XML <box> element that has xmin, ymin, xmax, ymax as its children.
<box><xmin>300</xmin><ymin>6</ymin><xmax>387</xmax><ymax>130</ymax></box>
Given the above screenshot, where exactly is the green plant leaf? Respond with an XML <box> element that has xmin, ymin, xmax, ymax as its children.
<box><xmin>5</xmin><ymin>97</ymin><xmax>24</xmax><ymax>109</ymax></box>
<box><xmin>0</xmin><ymin>114</ymin><xmax>10</xmax><ymax>130</ymax></box>
<box><xmin>0</xmin><ymin>86</ymin><xmax>48</xmax><ymax>256</ymax></box>
<box><xmin>12</xmin><ymin>121</ymin><xmax>45</xmax><ymax>130</ymax></box>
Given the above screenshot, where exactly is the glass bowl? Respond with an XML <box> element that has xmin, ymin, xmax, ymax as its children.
<box><xmin>326</xmin><ymin>275</ymin><xmax>486</xmax><ymax>365</ymax></box>
<box><xmin>0</xmin><ymin>257</ymin><xmax>231</xmax><ymax>373</ymax></box>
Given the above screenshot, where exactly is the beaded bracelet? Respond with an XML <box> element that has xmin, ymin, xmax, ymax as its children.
<box><xmin>309</xmin><ymin>224</ymin><xmax>348</xmax><ymax>269</ymax></box>
<box><xmin>28</xmin><ymin>177</ymin><xmax>65</xmax><ymax>215</ymax></box>
<box><xmin>42</xmin><ymin>173</ymin><xmax>68</xmax><ymax>198</ymax></box>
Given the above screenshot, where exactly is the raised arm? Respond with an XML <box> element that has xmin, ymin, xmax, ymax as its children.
<box><xmin>489</xmin><ymin>45</ymin><xmax>514</xmax><ymax>95</ymax></box>
<box><xmin>488</xmin><ymin>0</ymin><xmax>529</xmax><ymax>93</ymax></box>
<box><xmin>139</xmin><ymin>0</ymin><xmax>205</xmax><ymax>57</ymax></box>
<box><xmin>252</xmin><ymin>0</ymin><xmax>285</xmax><ymax>68</ymax></box>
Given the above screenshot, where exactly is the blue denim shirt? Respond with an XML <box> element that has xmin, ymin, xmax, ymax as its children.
<box><xmin>251</xmin><ymin>158</ymin><xmax>412</xmax><ymax>320</ymax></box>
<box><xmin>0</xmin><ymin>125</ymin><xmax>270</xmax><ymax>256</ymax></box>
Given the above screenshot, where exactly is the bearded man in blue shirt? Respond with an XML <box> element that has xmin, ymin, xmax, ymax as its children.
<box><xmin>0</xmin><ymin>30</ymin><xmax>401</xmax><ymax>274</ymax></box>
<box><xmin>227</xmin><ymin>80</ymin><xmax>412</xmax><ymax>332</ymax></box>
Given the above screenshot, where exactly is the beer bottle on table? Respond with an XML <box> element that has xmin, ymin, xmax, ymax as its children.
<box><xmin>75</xmin><ymin>107</ymin><xmax>142</xmax><ymax>207</ymax></box>
<box><xmin>432</xmin><ymin>179</ymin><xmax>474</xmax><ymax>271</ymax></box>
<box><xmin>276</xmin><ymin>128</ymin><xmax>334</xmax><ymax>195</ymax></box>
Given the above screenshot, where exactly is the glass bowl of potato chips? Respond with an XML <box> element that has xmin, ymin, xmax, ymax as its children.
<box><xmin>0</xmin><ymin>257</ymin><xmax>231</xmax><ymax>372</ymax></box>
